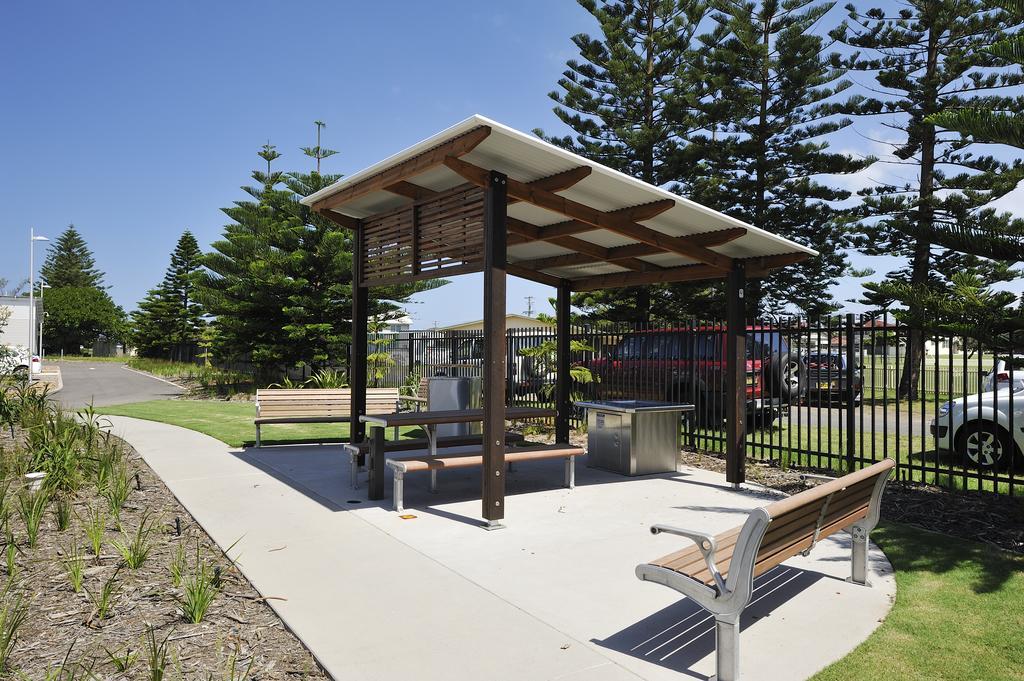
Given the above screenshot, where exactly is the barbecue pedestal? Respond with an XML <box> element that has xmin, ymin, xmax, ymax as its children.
<box><xmin>576</xmin><ymin>400</ymin><xmax>693</xmax><ymax>476</ymax></box>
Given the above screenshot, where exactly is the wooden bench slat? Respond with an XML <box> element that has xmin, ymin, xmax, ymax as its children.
<box><xmin>391</xmin><ymin>445</ymin><xmax>584</xmax><ymax>472</ymax></box>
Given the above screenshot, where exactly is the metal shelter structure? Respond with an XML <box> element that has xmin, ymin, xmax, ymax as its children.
<box><xmin>301</xmin><ymin>115</ymin><xmax>816</xmax><ymax>526</ymax></box>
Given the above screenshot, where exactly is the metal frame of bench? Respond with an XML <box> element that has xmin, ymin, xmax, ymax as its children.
<box><xmin>341</xmin><ymin>432</ymin><xmax>525</xmax><ymax>489</ymax></box>
<box><xmin>386</xmin><ymin>445</ymin><xmax>583</xmax><ymax>513</ymax></box>
<box><xmin>253</xmin><ymin>388</ymin><xmax>425</xmax><ymax>447</ymax></box>
<box><xmin>634</xmin><ymin>458</ymin><xmax>895</xmax><ymax>681</ymax></box>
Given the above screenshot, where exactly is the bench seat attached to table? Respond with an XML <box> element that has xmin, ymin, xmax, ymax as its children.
<box><xmin>341</xmin><ymin>432</ymin><xmax>525</xmax><ymax>489</ymax></box>
<box><xmin>635</xmin><ymin>458</ymin><xmax>895</xmax><ymax>681</ymax></box>
<box><xmin>386</xmin><ymin>444</ymin><xmax>584</xmax><ymax>512</ymax></box>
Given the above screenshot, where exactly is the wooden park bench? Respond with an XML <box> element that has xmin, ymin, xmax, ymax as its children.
<box><xmin>342</xmin><ymin>431</ymin><xmax>525</xmax><ymax>489</ymax></box>
<box><xmin>386</xmin><ymin>444</ymin><xmax>585</xmax><ymax>512</ymax></box>
<box><xmin>254</xmin><ymin>387</ymin><xmax>425</xmax><ymax>447</ymax></box>
<box><xmin>635</xmin><ymin>458</ymin><xmax>895</xmax><ymax>681</ymax></box>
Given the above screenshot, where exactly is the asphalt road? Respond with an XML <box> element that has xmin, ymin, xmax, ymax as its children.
<box><xmin>51</xmin><ymin>361</ymin><xmax>183</xmax><ymax>408</ymax></box>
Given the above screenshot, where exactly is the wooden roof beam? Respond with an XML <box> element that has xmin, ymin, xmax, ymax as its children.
<box><xmin>745</xmin><ymin>251</ymin><xmax>810</xmax><ymax>276</ymax></box>
<box><xmin>318</xmin><ymin>209</ymin><xmax>360</xmax><ymax>230</ymax></box>
<box><xmin>443</xmin><ymin>156</ymin><xmax>733</xmax><ymax>271</ymax></box>
<box><xmin>506</xmin><ymin>217</ymin><xmax>658</xmax><ymax>272</ymax></box>
<box><xmin>538</xmin><ymin>200</ymin><xmax>676</xmax><ymax>239</ymax></box>
<box><xmin>383</xmin><ymin>181</ymin><xmax>438</xmax><ymax>200</ymax></box>
<box><xmin>313</xmin><ymin>126</ymin><xmax>491</xmax><ymax>212</ymax></box>
<box><xmin>515</xmin><ymin>227</ymin><xmax>748</xmax><ymax>271</ymax></box>
<box><xmin>507</xmin><ymin>264</ymin><xmax>566</xmax><ymax>287</ymax></box>
<box><xmin>572</xmin><ymin>264</ymin><xmax>724</xmax><ymax>292</ymax></box>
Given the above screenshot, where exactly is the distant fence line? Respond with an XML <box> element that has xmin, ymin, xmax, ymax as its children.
<box><xmin>197</xmin><ymin>314</ymin><xmax>1019</xmax><ymax>496</ymax></box>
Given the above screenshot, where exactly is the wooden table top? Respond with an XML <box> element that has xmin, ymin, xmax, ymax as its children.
<box><xmin>360</xmin><ymin>407</ymin><xmax>556</xmax><ymax>427</ymax></box>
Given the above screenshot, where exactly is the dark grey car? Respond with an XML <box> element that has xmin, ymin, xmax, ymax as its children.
<box><xmin>802</xmin><ymin>352</ymin><xmax>862</xmax><ymax>406</ymax></box>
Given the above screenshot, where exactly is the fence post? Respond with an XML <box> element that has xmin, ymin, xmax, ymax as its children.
<box><xmin>845</xmin><ymin>313</ymin><xmax>856</xmax><ymax>472</ymax></box>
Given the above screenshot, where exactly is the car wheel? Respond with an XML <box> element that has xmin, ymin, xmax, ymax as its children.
<box><xmin>770</xmin><ymin>353</ymin><xmax>805</xmax><ymax>402</ymax></box>
<box><xmin>957</xmin><ymin>422</ymin><xmax>1012</xmax><ymax>469</ymax></box>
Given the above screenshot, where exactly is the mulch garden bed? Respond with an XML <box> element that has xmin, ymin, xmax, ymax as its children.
<box><xmin>678</xmin><ymin>448</ymin><xmax>1024</xmax><ymax>554</ymax></box>
<box><xmin>538</xmin><ymin>427</ymin><xmax>1024</xmax><ymax>553</ymax></box>
<box><xmin>2</xmin><ymin>428</ymin><xmax>328</xmax><ymax>679</ymax></box>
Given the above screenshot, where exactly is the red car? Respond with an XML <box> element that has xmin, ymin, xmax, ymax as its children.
<box><xmin>587</xmin><ymin>327</ymin><xmax>805</xmax><ymax>425</ymax></box>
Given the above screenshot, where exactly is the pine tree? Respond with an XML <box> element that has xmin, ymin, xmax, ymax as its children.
<box><xmin>198</xmin><ymin>139</ymin><xmax>443</xmax><ymax>376</ymax></box>
<box><xmin>537</xmin><ymin>0</ymin><xmax>719</xmax><ymax>323</ymax></box>
<box><xmin>926</xmin><ymin>0</ymin><xmax>1024</xmax><ymax>149</ymax></box>
<box><xmin>198</xmin><ymin>144</ymin><xmax>299</xmax><ymax>373</ymax></box>
<box><xmin>40</xmin><ymin>225</ymin><xmax>105</xmax><ymax>289</ymax></box>
<box><xmin>834</xmin><ymin>0</ymin><xmax>1024</xmax><ymax>397</ymax></box>
<box><xmin>687</xmin><ymin>0</ymin><xmax>870</xmax><ymax>317</ymax></box>
<box><xmin>301</xmin><ymin>120</ymin><xmax>339</xmax><ymax>175</ymax></box>
<box><xmin>131</xmin><ymin>231</ymin><xmax>205</xmax><ymax>359</ymax></box>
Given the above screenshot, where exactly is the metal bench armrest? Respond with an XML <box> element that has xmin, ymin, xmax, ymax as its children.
<box><xmin>799</xmin><ymin>473</ymin><xmax>835</xmax><ymax>483</ymax></box>
<box><xmin>650</xmin><ymin>525</ymin><xmax>727</xmax><ymax>594</ymax></box>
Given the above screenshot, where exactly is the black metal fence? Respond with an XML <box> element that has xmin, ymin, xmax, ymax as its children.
<box><xmin>368</xmin><ymin>314</ymin><xmax>1021</xmax><ymax>497</ymax></box>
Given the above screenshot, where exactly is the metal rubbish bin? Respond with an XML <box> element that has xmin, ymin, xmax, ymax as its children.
<box><xmin>427</xmin><ymin>376</ymin><xmax>482</xmax><ymax>437</ymax></box>
<box><xmin>575</xmin><ymin>400</ymin><xmax>694</xmax><ymax>476</ymax></box>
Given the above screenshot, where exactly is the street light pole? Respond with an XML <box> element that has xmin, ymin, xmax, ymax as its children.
<box><xmin>28</xmin><ymin>228</ymin><xmax>49</xmax><ymax>374</ymax></box>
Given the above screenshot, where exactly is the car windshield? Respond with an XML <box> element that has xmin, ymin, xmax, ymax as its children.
<box><xmin>747</xmin><ymin>331</ymin><xmax>789</xmax><ymax>359</ymax></box>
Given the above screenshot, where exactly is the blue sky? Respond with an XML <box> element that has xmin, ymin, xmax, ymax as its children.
<box><xmin>2</xmin><ymin>1</ymin><xmax>1021</xmax><ymax>328</ymax></box>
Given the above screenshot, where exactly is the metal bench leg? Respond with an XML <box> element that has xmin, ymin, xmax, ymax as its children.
<box><xmin>430</xmin><ymin>470</ymin><xmax>438</xmax><ymax>493</ymax></box>
<box><xmin>714</xmin><ymin>613</ymin><xmax>740</xmax><ymax>681</ymax></box>
<box><xmin>393</xmin><ymin>470</ymin><xmax>405</xmax><ymax>513</ymax></box>
<box><xmin>255</xmin><ymin>424</ymin><xmax>261</xmax><ymax>448</ymax></box>
<box><xmin>350</xmin><ymin>453</ymin><xmax>360</xmax><ymax>490</ymax></box>
<box><xmin>848</xmin><ymin>523</ymin><xmax>869</xmax><ymax>586</ymax></box>
<box><xmin>564</xmin><ymin>457</ymin><xmax>575</xmax><ymax>489</ymax></box>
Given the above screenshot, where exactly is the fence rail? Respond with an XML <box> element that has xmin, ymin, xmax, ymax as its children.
<box><xmin>232</xmin><ymin>314</ymin><xmax>1022</xmax><ymax>497</ymax></box>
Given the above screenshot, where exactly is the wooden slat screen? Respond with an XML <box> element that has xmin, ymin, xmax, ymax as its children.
<box><xmin>360</xmin><ymin>184</ymin><xmax>485</xmax><ymax>286</ymax></box>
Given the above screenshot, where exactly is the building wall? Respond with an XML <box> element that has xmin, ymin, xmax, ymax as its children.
<box><xmin>0</xmin><ymin>297</ymin><xmax>41</xmax><ymax>350</ymax></box>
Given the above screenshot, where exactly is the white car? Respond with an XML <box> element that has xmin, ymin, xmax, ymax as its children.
<box><xmin>0</xmin><ymin>345</ymin><xmax>30</xmax><ymax>376</ymax></box>
<box><xmin>930</xmin><ymin>362</ymin><xmax>1024</xmax><ymax>469</ymax></box>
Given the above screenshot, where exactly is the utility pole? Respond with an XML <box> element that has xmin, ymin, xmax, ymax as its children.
<box><xmin>524</xmin><ymin>296</ymin><xmax>534</xmax><ymax>317</ymax></box>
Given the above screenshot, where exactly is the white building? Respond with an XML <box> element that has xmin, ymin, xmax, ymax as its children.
<box><xmin>0</xmin><ymin>296</ymin><xmax>42</xmax><ymax>352</ymax></box>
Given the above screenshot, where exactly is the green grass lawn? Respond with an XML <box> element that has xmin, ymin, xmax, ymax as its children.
<box><xmin>811</xmin><ymin>523</ymin><xmax>1024</xmax><ymax>681</ymax></box>
<box><xmin>98</xmin><ymin>399</ymin><xmax>420</xmax><ymax>448</ymax></box>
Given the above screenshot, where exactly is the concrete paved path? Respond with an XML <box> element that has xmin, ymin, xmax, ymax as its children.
<box><xmin>54</xmin><ymin>361</ymin><xmax>182</xmax><ymax>407</ymax></box>
<box><xmin>107</xmin><ymin>416</ymin><xmax>895</xmax><ymax>681</ymax></box>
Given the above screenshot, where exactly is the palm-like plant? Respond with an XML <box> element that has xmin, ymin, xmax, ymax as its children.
<box><xmin>926</xmin><ymin>0</ymin><xmax>1024</xmax><ymax>148</ymax></box>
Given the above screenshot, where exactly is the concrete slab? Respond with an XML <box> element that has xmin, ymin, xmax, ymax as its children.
<box><xmin>107</xmin><ymin>416</ymin><xmax>895</xmax><ymax>681</ymax></box>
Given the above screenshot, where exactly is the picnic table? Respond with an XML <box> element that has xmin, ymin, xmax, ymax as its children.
<box><xmin>359</xmin><ymin>407</ymin><xmax>556</xmax><ymax>499</ymax></box>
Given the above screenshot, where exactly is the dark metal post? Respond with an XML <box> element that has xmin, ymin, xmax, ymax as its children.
<box><xmin>845</xmin><ymin>313</ymin><xmax>856</xmax><ymax>472</ymax></box>
<box><xmin>725</xmin><ymin>263</ymin><xmax>747</xmax><ymax>487</ymax></box>
<box><xmin>556</xmin><ymin>280</ymin><xmax>571</xmax><ymax>443</ymax></box>
<box><xmin>482</xmin><ymin>171</ymin><xmax>508</xmax><ymax>527</ymax></box>
<box><xmin>351</xmin><ymin>223</ymin><xmax>377</xmax><ymax>495</ymax></box>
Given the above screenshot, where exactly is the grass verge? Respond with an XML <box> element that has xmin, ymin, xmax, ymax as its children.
<box><xmin>811</xmin><ymin>523</ymin><xmax>1024</xmax><ymax>681</ymax></box>
<box><xmin>98</xmin><ymin>399</ymin><xmax>419</xmax><ymax>447</ymax></box>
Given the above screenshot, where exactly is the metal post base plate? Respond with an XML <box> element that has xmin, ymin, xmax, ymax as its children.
<box><xmin>482</xmin><ymin>520</ymin><xmax>506</xmax><ymax>531</ymax></box>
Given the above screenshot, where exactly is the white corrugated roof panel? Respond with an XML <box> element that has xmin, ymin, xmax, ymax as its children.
<box><xmin>302</xmin><ymin>115</ymin><xmax>816</xmax><ymax>282</ymax></box>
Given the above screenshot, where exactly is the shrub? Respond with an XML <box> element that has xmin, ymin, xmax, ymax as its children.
<box><xmin>17</xmin><ymin>489</ymin><xmax>49</xmax><ymax>548</ymax></box>
<box><xmin>112</xmin><ymin>513</ymin><xmax>156</xmax><ymax>569</ymax></box>
<box><xmin>144</xmin><ymin>625</ymin><xmax>171</xmax><ymax>681</ymax></box>
<box><xmin>102</xmin><ymin>461</ymin><xmax>134</xmax><ymax>517</ymax></box>
<box><xmin>0</xmin><ymin>583</ymin><xmax>27</xmax><ymax>672</ymax></box>
<box><xmin>64</xmin><ymin>542</ymin><xmax>85</xmax><ymax>593</ymax></box>
<box><xmin>84</xmin><ymin>567</ymin><xmax>121</xmax><ymax>623</ymax></box>
<box><xmin>178</xmin><ymin>544</ymin><xmax>218</xmax><ymax>623</ymax></box>
<box><xmin>79</xmin><ymin>505</ymin><xmax>106</xmax><ymax>559</ymax></box>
